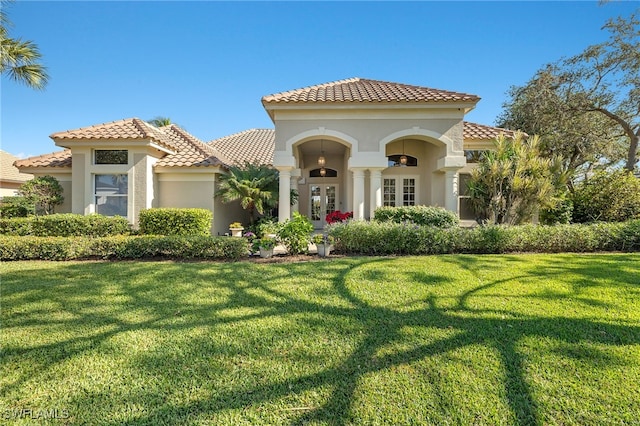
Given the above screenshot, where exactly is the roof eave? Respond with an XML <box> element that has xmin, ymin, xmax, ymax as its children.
<box><xmin>263</xmin><ymin>100</ymin><xmax>479</xmax><ymax>111</ymax></box>
<box><xmin>52</xmin><ymin>137</ymin><xmax>175</xmax><ymax>154</ymax></box>
<box><xmin>153</xmin><ymin>165</ymin><xmax>227</xmax><ymax>174</ymax></box>
<box><xmin>14</xmin><ymin>166</ymin><xmax>71</xmax><ymax>174</ymax></box>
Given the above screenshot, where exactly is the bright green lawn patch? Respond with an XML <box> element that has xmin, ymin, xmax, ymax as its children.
<box><xmin>1</xmin><ymin>254</ymin><xmax>639</xmax><ymax>425</ymax></box>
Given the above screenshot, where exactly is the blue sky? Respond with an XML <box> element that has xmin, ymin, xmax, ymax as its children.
<box><xmin>1</xmin><ymin>1</ymin><xmax>638</xmax><ymax>158</ymax></box>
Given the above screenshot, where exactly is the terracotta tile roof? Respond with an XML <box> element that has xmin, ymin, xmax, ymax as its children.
<box><xmin>262</xmin><ymin>78</ymin><xmax>480</xmax><ymax>104</ymax></box>
<box><xmin>208</xmin><ymin>129</ymin><xmax>275</xmax><ymax>165</ymax></box>
<box><xmin>155</xmin><ymin>125</ymin><xmax>231</xmax><ymax>168</ymax></box>
<box><xmin>13</xmin><ymin>150</ymin><xmax>72</xmax><ymax>169</ymax></box>
<box><xmin>17</xmin><ymin>120</ymin><xmax>516</xmax><ymax>171</ymax></box>
<box><xmin>1</xmin><ymin>150</ymin><xmax>34</xmax><ymax>181</ymax></box>
<box><xmin>463</xmin><ymin>121</ymin><xmax>517</xmax><ymax>140</ymax></box>
<box><xmin>50</xmin><ymin>118</ymin><xmax>176</xmax><ymax>152</ymax></box>
<box><xmin>207</xmin><ymin>124</ymin><xmax>514</xmax><ymax>164</ymax></box>
<box><xmin>18</xmin><ymin>120</ymin><xmax>230</xmax><ymax>170</ymax></box>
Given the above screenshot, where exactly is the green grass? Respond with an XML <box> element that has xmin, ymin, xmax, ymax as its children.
<box><xmin>1</xmin><ymin>254</ymin><xmax>639</xmax><ymax>425</ymax></box>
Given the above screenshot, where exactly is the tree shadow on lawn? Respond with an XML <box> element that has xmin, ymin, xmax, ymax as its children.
<box><xmin>1</xmin><ymin>254</ymin><xmax>639</xmax><ymax>425</ymax></box>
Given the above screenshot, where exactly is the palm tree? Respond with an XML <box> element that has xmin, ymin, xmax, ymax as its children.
<box><xmin>146</xmin><ymin>116</ymin><xmax>174</xmax><ymax>128</ymax></box>
<box><xmin>215</xmin><ymin>163</ymin><xmax>279</xmax><ymax>224</ymax></box>
<box><xmin>0</xmin><ymin>1</ymin><xmax>49</xmax><ymax>89</ymax></box>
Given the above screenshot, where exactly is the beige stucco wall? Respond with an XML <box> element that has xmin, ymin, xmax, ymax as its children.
<box><xmin>132</xmin><ymin>153</ymin><xmax>157</xmax><ymax>225</ymax></box>
<box><xmin>64</xmin><ymin>142</ymin><xmax>167</xmax><ymax>224</ymax></box>
<box><xmin>272</xmin><ymin>109</ymin><xmax>465</xmax><ymax>160</ymax></box>
<box><xmin>71</xmin><ymin>152</ymin><xmax>86</xmax><ymax>215</ymax></box>
<box><xmin>157</xmin><ymin>172</ymin><xmax>249</xmax><ymax>236</ymax></box>
<box><xmin>270</xmin><ymin>107</ymin><xmax>467</xmax><ymax>219</ymax></box>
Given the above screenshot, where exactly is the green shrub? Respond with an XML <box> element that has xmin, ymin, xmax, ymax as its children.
<box><xmin>18</xmin><ymin>175</ymin><xmax>64</xmax><ymax>215</ymax></box>
<box><xmin>0</xmin><ymin>217</ymin><xmax>32</xmax><ymax>236</ymax></box>
<box><xmin>572</xmin><ymin>170</ymin><xmax>640</xmax><ymax>223</ymax></box>
<box><xmin>248</xmin><ymin>216</ymin><xmax>279</xmax><ymax>238</ymax></box>
<box><xmin>138</xmin><ymin>208</ymin><xmax>212</xmax><ymax>236</ymax></box>
<box><xmin>540</xmin><ymin>196</ymin><xmax>573</xmax><ymax>225</ymax></box>
<box><xmin>0</xmin><ymin>236</ymin><xmax>92</xmax><ymax>260</ymax></box>
<box><xmin>0</xmin><ymin>235</ymin><xmax>247</xmax><ymax>261</ymax></box>
<box><xmin>327</xmin><ymin>220</ymin><xmax>640</xmax><ymax>255</ymax></box>
<box><xmin>328</xmin><ymin>220</ymin><xmax>461</xmax><ymax>255</ymax></box>
<box><xmin>0</xmin><ymin>214</ymin><xmax>131</xmax><ymax>237</ymax></box>
<box><xmin>460</xmin><ymin>226</ymin><xmax>511</xmax><ymax>254</ymax></box>
<box><xmin>0</xmin><ymin>196</ymin><xmax>34</xmax><ymax>218</ymax></box>
<box><xmin>277</xmin><ymin>212</ymin><xmax>313</xmax><ymax>255</ymax></box>
<box><xmin>373</xmin><ymin>205</ymin><xmax>458</xmax><ymax>228</ymax></box>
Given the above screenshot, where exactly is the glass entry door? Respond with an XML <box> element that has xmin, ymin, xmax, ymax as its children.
<box><xmin>310</xmin><ymin>185</ymin><xmax>338</xmax><ymax>228</ymax></box>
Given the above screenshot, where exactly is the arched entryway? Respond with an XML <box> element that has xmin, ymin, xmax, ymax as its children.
<box><xmin>294</xmin><ymin>138</ymin><xmax>349</xmax><ymax>228</ymax></box>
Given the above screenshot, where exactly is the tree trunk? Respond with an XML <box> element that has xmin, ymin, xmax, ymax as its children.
<box><xmin>626</xmin><ymin>133</ymin><xmax>639</xmax><ymax>171</ymax></box>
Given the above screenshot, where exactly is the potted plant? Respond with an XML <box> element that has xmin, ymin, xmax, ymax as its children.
<box><xmin>311</xmin><ymin>233</ymin><xmax>334</xmax><ymax>257</ymax></box>
<box><xmin>229</xmin><ymin>222</ymin><xmax>244</xmax><ymax>237</ymax></box>
<box><xmin>255</xmin><ymin>236</ymin><xmax>277</xmax><ymax>258</ymax></box>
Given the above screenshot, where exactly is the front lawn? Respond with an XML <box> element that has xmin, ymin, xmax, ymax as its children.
<box><xmin>1</xmin><ymin>254</ymin><xmax>639</xmax><ymax>425</ymax></box>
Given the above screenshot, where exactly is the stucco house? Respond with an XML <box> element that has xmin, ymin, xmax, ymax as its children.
<box><xmin>1</xmin><ymin>150</ymin><xmax>33</xmax><ymax>197</ymax></box>
<box><xmin>14</xmin><ymin>77</ymin><xmax>515</xmax><ymax>235</ymax></box>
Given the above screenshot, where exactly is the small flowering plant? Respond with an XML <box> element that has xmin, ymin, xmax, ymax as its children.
<box><xmin>229</xmin><ymin>222</ymin><xmax>243</xmax><ymax>229</ymax></box>
<box><xmin>325</xmin><ymin>210</ymin><xmax>353</xmax><ymax>224</ymax></box>
<box><xmin>311</xmin><ymin>233</ymin><xmax>335</xmax><ymax>245</ymax></box>
<box><xmin>255</xmin><ymin>235</ymin><xmax>277</xmax><ymax>250</ymax></box>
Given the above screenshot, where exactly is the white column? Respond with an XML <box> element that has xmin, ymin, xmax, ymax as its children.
<box><xmin>278</xmin><ymin>167</ymin><xmax>293</xmax><ymax>222</ymax></box>
<box><xmin>369</xmin><ymin>168</ymin><xmax>383</xmax><ymax>219</ymax></box>
<box><xmin>352</xmin><ymin>168</ymin><xmax>366</xmax><ymax>220</ymax></box>
<box><xmin>444</xmin><ymin>170</ymin><xmax>459</xmax><ymax>214</ymax></box>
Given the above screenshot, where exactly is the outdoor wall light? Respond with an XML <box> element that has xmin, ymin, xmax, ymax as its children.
<box><xmin>400</xmin><ymin>139</ymin><xmax>408</xmax><ymax>165</ymax></box>
<box><xmin>318</xmin><ymin>139</ymin><xmax>326</xmax><ymax>166</ymax></box>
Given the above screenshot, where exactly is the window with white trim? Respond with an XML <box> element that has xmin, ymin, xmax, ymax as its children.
<box><xmin>403</xmin><ymin>178</ymin><xmax>416</xmax><ymax>206</ymax></box>
<box><xmin>95</xmin><ymin>174</ymin><xmax>128</xmax><ymax>217</ymax></box>
<box><xmin>383</xmin><ymin>176</ymin><xmax>418</xmax><ymax>207</ymax></box>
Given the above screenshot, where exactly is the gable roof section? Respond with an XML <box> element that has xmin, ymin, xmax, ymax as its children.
<box><xmin>463</xmin><ymin>121</ymin><xmax>517</xmax><ymax>141</ymax></box>
<box><xmin>1</xmin><ymin>150</ymin><xmax>33</xmax><ymax>182</ymax></box>
<box><xmin>262</xmin><ymin>78</ymin><xmax>481</xmax><ymax>105</ymax></box>
<box><xmin>208</xmin><ymin>129</ymin><xmax>275</xmax><ymax>166</ymax></box>
<box><xmin>15</xmin><ymin>121</ymin><xmax>517</xmax><ymax>171</ymax></box>
<box><xmin>155</xmin><ymin>125</ymin><xmax>231</xmax><ymax>168</ymax></box>
<box><xmin>17</xmin><ymin>120</ymin><xmax>230</xmax><ymax>171</ymax></box>
<box><xmin>50</xmin><ymin>118</ymin><xmax>176</xmax><ymax>152</ymax></box>
<box><xmin>13</xmin><ymin>149</ymin><xmax>72</xmax><ymax>170</ymax></box>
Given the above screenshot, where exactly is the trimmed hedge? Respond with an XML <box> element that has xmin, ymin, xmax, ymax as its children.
<box><xmin>139</xmin><ymin>208</ymin><xmax>212</xmax><ymax>236</ymax></box>
<box><xmin>0</xmin><ymin>214</ymin><xmax>131</xmax><ymax>237</ymax></box>
<box><xmin>0</xmin><ymin>235</ymin><xmax>247</xmax><ymax>261</ymax></box>
<box><xmin>373</xmin><ymin>206</ymin><xmax>458</xmax><ymax>228</ymax></box>
<box><xmin>328</xmin><ymin>220</ymin><xmax>640</xmax><ymax>255</ymax></box>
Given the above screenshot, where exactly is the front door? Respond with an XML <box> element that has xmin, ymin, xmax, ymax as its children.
<box><xmin>310</xmin><ymin>184</ymin><xmax>338</xmax><ymax>228</ymax></box>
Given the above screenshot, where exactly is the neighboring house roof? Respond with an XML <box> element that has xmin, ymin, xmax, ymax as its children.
<box><xmin>156</xmin><ymin>125</ymin><xmax>231</xmax><ymax>168</ymax></box>
<box><xmin>262</xmin><ymin>77</ymin><xmax>481</xmax><ymax>105</ymax></box>
<box><xmin>1</xmin><ymin>150</ymin><xmax>33</xmax><ymax>182</ymax></box>
<box><xmin>13</xmin><ymin>150</ymin><xmax>72</xmax><ymax>169</ymax></box>
<box><xmin>463</xmin><ymin>121</ymin><xmax>517</xmax><ymax>140</ymax></box>
<box><xmin>208</xmin><ymin>129</ymin><xmax>275</xmax><ymax>165</ymax></box>
<box><xmin>50</xmin><ymin>118</ymin><xmax>176</xmax><ymax>152</ymax></box>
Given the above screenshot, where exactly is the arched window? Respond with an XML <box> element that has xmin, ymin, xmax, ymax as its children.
<box><xmin>310</xmin><ymin>168</ymin><xmax>338</xmax><ymax>178</ymax></box>
<box><xmin>387</xmin><ymin>155</ymin><xmax>418</xmax><ymax>167</ymax></box>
